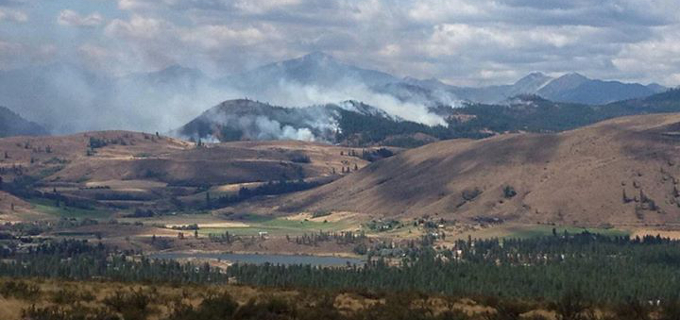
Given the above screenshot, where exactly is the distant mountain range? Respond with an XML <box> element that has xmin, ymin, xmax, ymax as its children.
<box><xmin>0</xmin><ymin>106</ymin><xmax>48</xmax><ymax>137</ymax></box>
<box><xmin>219</xmin><ymin>52</ymin><xmax>667</xmax><ymax>106</ymax></box>
<box><xmin>385</xmin><ymin>71</ymin><xmax>666</xmax><ymax>106</ymax></box>
<box><xmin>0</xmin><ymin>52</ymin><xmax>672</xmax><ymax>136</ymax></box>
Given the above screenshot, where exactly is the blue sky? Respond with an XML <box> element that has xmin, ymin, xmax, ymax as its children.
<box><xmin>1</xmin><ymin>0</ymin><xmax>679</xmax><ymax>86</ymax></box>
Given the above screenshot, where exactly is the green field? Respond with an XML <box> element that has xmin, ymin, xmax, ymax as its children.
<box><xmin>29</xmin><ymin>199</ymin><xmax>111</xmax><ymax>219</ymax></box>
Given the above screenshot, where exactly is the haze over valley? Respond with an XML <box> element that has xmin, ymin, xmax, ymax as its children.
<box><xmin>0</xmin><ymin>52</ymin><xmax>670</xmax><ymax>136</ymax></box>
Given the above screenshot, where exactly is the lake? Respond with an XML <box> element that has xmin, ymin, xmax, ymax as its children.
<box><xmin>148</xmin><ymin>252</ymin><xmax>365</xmax><ymax>267</ymax></box>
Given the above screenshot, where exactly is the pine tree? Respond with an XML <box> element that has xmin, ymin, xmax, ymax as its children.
<box><xmin>623</xmin><ymin>189</ymin><xmax>632</xmax><ymax>203</ymax></box>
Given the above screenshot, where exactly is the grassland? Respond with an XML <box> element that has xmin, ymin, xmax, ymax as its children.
<box><xmin>0</xmin><ymin>277</ymin><xmax>536</xmax><ymax>320</ymax></box>
<box><xmin>198</xmin><ymin>215</ymin><xmax>359</xmax><ymax>236</ymax></box>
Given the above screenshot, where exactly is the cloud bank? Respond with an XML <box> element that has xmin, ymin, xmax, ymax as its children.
<box><xmin>0</xmin><ymin>0</ymin><xmax>678</xmax><ymax>85</ymax></box>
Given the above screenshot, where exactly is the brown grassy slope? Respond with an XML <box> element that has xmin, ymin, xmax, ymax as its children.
<box><xmin>0</xmin><ymin>131</ymin><xmax>380</xmax><ymax>217</ymax></box>
<box><xmin>0</xmin><ymin>191</ymin><xmax>39</xmax><ymax>220</ymax></box>
<box><xmin>255</xmin><ymin>113</ymin><xmax>680</xmax><ymax>226</ymax></box>
<box><xmin>0</xmin><ymin>131</ymin><xmax>373</xmax><ymax>186</ymax></box>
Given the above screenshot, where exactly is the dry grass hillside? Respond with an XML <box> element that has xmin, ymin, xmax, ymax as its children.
<box><xmin>0</xmin><ymin>131</ymin><xmax>379</xmax><ymax>216</ymax></box>
<box><xmin>259</xmin><ymin>113</ymin><xmax>680</xmax><ymax>227</ymax></box>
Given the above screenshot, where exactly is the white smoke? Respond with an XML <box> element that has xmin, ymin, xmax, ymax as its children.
<box><xmin>251</xmin><ymin>80</ymin><xmax>446</xmax><ymax>126</ymax></box>
<box><xmin>0</xmin><ymin>62</ymin><xmax>448</xmax><ymax>140</ymax></box>
<box><xmin>251</xmin><ymin>116</ymin><xmax>316</xmax><ymax>141</ymax></box>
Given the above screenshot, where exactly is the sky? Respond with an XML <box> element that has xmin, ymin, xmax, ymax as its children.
<box><xmin>1</xmin><ymin>0</ymin><xmax>679</xmax><ymax>87</ymax></box>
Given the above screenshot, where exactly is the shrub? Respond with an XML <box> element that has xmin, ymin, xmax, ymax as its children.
<box><xmin>22</xmin><ymin>305</ymin><xmax>120</xmax><ymax>320</ymax></box>
<box><xmin>290</xmin><ymin>154</ymin><xmax>311</xmax><ymax>164</ymax></box>
<box><xmin>503</xmin><ymin>186</ymin><xmax>517</xmax><ymax>198</ymax></box>
<box><xmin>167</xmin><ymin>292</ymin><xmax>238</xmax><ymax>320</ymax></box>
<box><xmin>103</xmin><ymin>289</ymin><xmax>155</xmax><ymax>320</ymax></box>
<box><xmin>552</xmin><ymin>290</ymin><xmax>589</xmax><ymax>320</ymax></box>
<box><xmin>0</xmin><ymin>280</ymin><xmax>41</xmax><ymax>300</ymax></box>
<box><xmin>233</xmin><ymin>296</ymin><xmax>298</xmax><ymax>320</ymax></box>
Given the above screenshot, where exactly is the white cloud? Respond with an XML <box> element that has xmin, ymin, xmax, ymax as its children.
<box><xmin>57</xmin><ymin>9</ymin><xmax>104</xmax><ymax>28</ymax></box>
<box><xmin>66</xmin><ymin>0</ymin><xmax>671</xmax><ymax>86</ymax></box>
<box><xmin>0</xmin><ymin>8</ymin><xmax>27</xmax><ymax>22</ymax></box>
<box><xmin>233</xmin><ymin>0</ymin><xmax>302</xmax><ymax>14</ymax></box>
<box><xmin>102</xmin><ymin>14</ymin><xmax>285</xmax><ymax>74</ymax></box>
<box><xmin>105</xmin><ymin>15</ymin><xmax>168</xmax><ymax>39</ymax></box>
<box><xmin>613</xmin><ymin>25</ymin><xmax>680</xmax><ymax>84</ymax></box>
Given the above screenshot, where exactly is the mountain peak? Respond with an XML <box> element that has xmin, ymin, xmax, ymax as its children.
<box><xmin>300</xmin><ymin>51</ymin><xmax>336</xmax><ymax>63</ymax></box>
<box><xmin>558</xmin><ymin>72</ymin><xmax>589</xmax><ymax>81</ymax></box>
<box><xmin>538</xmin><ymin>72</ymin><xmax>590</xmax><ymax>94</ymax></box>
<box><xmin>272</xmin><ymin>51</ymin><xmax>345</xmax><ymax>71</ymax></box>
<box><xmin>525</xmin><ymin>72</ymin><xmax>548</xmax><ymax>78</ymax></box>
<box><xmin>511</xmin><ymin>72</ymin><xmax>553</xmax><ymax>93</ymax></box>
<box><xmin>226</xmin><ymin>51</ymin><xmax>398</xmax><ymax>88</ymax></box>
<box><xmin>515</xmin><ymin>72</ymin><xmax>550</xmax><ymax>84</ymax></box>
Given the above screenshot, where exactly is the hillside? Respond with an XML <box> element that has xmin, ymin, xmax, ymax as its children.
<box><xmin>0</xmin><ymin>106</ymin><xmax>48</xmax><ymax>137</ymax></box>
<box><xmin>175</xmin><ymin>99</ymin><xmax>435</xmax><ymax>147</ymax></box>
<box><xmin>253</xmin><ymin>113</ymin><xmax>680</xmax><ymax>227</ymax></box>
<box><xmin>0</xmin><ymin>131</ymin><xmax>384</xmax><ymax>216</ymax></box>
<box><xmin>442</xmin><ymin>89</ymin><xmax>680</xmax><ymax>137</ymax></box>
